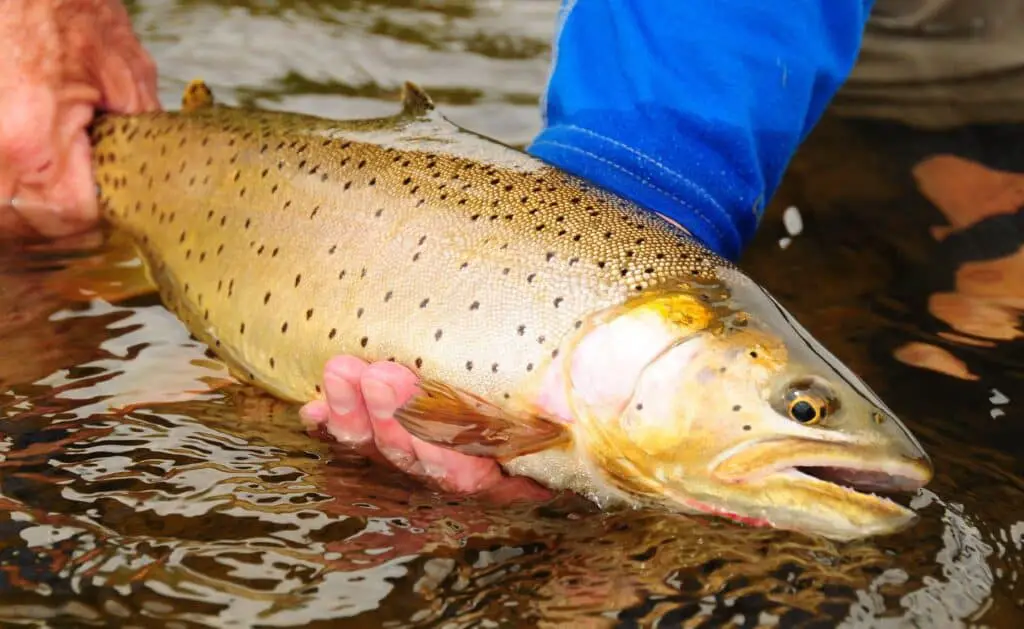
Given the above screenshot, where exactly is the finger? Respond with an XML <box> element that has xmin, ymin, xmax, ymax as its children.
<box><xmin>8</xmin><ymin>95</ymin><xmax>99</xmax><ymax>237</ymax></box>
<box><xmin>14</xmin><ymin>129</ymin><xmax>99</xmax><ymax>238</ymax></box>
<box><xmin>104</xmin><ymin>0</ymin><xmax>159</xmax><ymax>104</ymax></box>
<box><xmin>361</xmin><ymin>361</ymin><xmax>420</xmax><ymax>417</ymax></box>
<box><xmin>129</xmin><ymin>51</ymin><xmax>161</xmax><ymax>112</ymax></box>
<box><xmin>0</xmin><ymin>84</ymin><xmax>59</xmax><ymax>184</ymax></box>
<box><xmin>298</xmin><ymin>399</ymin><xmax>328</xmax><ymax>431</ymax></box>
<box><xmin>359</xmin><ymin>362</ymin><xmax>518</xmax><ymax>494</ymax></box>
<box><xmin>321</xmin><ymin>355</ymin><xmax>374</xmax><ymax>446</ymax></box>
<box><xmin>474</xmin><ymin>476</ymin><xmax>555</xmax><ymax>504</ymax></box>
<box><xmin>410</xmin><ymin>436</ymin><xmax>506</xmax><ymax>493</ymax></box>
<box><xmin>362</xmin><ymin>370</ymin><xmax>421</xmax><ymax>475</ymax></box>
<box><xmin>96</xmin><ymin>53</ymin><xmax>139</xmax><ymax>114</ymax></box>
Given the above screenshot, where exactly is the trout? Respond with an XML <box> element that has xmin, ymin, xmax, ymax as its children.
<box><xmin>88</xmin><ymin>80</ymin><xmax>933</xmax><ymax>540</ymax></box>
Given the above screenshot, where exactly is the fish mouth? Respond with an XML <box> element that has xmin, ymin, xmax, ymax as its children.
<box><xmin>790</xmin><ymin>464</ymin><xmax>927</xmax><ymax>494</ymax></box>
<box><xmin>710</xmin><ymin>437</ymin><xmax>934</xmax><ymax>528</ymax></box>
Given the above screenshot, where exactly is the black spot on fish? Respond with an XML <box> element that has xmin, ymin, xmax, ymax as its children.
<box><xmin>281</xmin><ymin>322</ymin><xmax>289</xmax><ymax>333</ymax></box>
<box><xmin>434</xmin><ymin>329</ymin><xmax>443</xmax><ymax>341</ymax></box>
<box><xmin>360</xmin><ymin>336</ymin><xmax>368</xmax><ymax>348</ymax></box>
<box><xmin>329</xmin><ymin>328</ymin><xmax>337</xmax><ymax>339</ymax></box>
<box><xmin>264</xmin><ymin>292</ymin><xmax>272</xmax><ymax>305</ymax></box>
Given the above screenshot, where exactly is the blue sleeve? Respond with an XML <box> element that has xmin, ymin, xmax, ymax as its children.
<box><xmin>527</xmin><ymin>0</ymin><xmax>874</xmax><ymax>260</ymax></box>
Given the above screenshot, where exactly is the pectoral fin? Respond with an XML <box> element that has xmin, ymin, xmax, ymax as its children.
<box><xmin>392</xmin><ymin>379</ymin><xmax>570</xmax><ymax>461</ymax></box>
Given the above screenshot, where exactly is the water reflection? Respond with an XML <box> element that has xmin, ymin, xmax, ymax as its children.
<box><xmin>0</xmin><ymin>367</ymin><xmax>1019</xmax><ymax>626</ymax></box>
<box><xmin>1</xmin><ymin>0</ymin><xmax>1023</xmax><ymax>626</ymax></box>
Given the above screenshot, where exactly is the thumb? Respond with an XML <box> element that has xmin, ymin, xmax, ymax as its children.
<box><xmin>0</xmin><ymin>95</ymin><xmax>99</xmax><ymax>238</ymax></box>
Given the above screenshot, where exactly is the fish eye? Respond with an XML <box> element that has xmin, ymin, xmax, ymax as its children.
<box><xmin>788</xmin><ymin>397</ymin><xmax>823</xmax><ymax>424</ymax></box>
<box><xmin>777</xmin><ymin>378</ymin><xmax>837</xmax><ymax>425</ymax></box>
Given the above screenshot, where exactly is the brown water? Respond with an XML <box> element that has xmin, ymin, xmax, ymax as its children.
<box><xmin>1</xmin><ymin>1</ymin><xmax>1023</xmax><ymax>626</ymax></box>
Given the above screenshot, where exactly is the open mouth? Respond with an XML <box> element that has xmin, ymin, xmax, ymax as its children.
<box><xmin>794</xmin><ymin>465</ymin><xmax>927</xmax><ymax>494</ymax></box>
<box><xmin>712</xmin><ymin>437</ymin><xmax>934</xmax><ymax>499</ymax></box>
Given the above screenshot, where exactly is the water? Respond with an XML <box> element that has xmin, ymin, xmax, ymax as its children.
<box><xmin>1</xmin><ymin>0</ymin><xmax>1022</xmax><ymax>626</ymax></box>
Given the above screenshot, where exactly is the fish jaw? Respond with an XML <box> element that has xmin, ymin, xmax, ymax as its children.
<box><xmin>697</xmin><ymin>436</ymin><xmax>933</xmax><ymax>540</ymax></box>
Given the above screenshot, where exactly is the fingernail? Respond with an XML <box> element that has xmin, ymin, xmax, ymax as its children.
<box><xmin>363</xmin><ymin>378</ymin><xmax>396</xmax><ymax>420</ymax></box>
<box><xmin>326</xmin><ymin>422</ymin><xmax>370</xmax><ymax>446</ymax></box>
<box><xmin>417</xmin><ymin>447</ymin><xmax>448</xmax><ymax>481</ymax></box>
<box><xmin>299</xmin><ymin>401</ymin><xmax>328</xmax><ymax>429</ymax></box>
<box><xmin>325</xmin><ymin>372</ymin><xmax>358</xmax><ymax>416</ymax></box>
<box><xmin>379</xmin><ymin>447</ymin><xmax>424</xmax><ymax>476</ymax></box>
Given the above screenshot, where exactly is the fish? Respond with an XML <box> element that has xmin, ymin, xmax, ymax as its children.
<box><xmin>87</xmin><ymin>79</ymin><xmax>933</xmax><ymax>541</ymax></box>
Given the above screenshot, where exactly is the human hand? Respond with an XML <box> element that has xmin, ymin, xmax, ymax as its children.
<box><xmin>300</xmin><ymin>356</ymin><xmax>551</xmax><ymax>502</ymax></box>
<box><xmin>0</xmin><ymin>0</ymin><xmax>160</xmax><ymax>239</ymax></box>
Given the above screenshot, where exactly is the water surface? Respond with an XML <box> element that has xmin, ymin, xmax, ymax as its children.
<box><xmin>1</xmin><ymin>1</ymin><xmax>1022</xmax><ymax>626</ymax></box>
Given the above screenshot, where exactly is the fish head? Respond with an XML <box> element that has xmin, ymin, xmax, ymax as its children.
<box><xmin>570</xmin><ymin>270</ymin><xmax>933</xmax><ymax>541</ymax></box>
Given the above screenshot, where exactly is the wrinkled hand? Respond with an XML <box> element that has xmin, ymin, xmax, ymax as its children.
<box><xmin>300</xmin><ymin>357</ymin><xmax>551</xmax><ymax>502</ymax></box>
<box><xmin>0</xmin><ymin>0</ymin><xmax>160</xmax><ymax>238</ymax></box>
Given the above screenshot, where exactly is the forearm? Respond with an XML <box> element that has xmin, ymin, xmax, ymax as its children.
<box><xmin>528</xmin><ymin>0</ymin><xmax>875</xmax><ymax>260</ymax></box>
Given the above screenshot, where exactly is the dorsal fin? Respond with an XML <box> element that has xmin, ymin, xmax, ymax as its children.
<box><xmin>399</xmin><ymin>81</ymin><xmax>436</xmax><ymax>118</ymax></box>
<box><xmin>181</xmin><ymin>79</ymin><xmax>215</xmax><ymax>112</ymax></box>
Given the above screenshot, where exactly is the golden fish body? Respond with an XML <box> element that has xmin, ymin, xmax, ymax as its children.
<box><xmin>90</xmin><ymin>81</ymin><xmax>932</xmax><ymax>540</ymax></box>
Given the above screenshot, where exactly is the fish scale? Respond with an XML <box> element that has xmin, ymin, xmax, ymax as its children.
<box><xmin>89</xmin><ymin>84</ymin><xmax>720</xmax><ymax>407</ymax></box>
